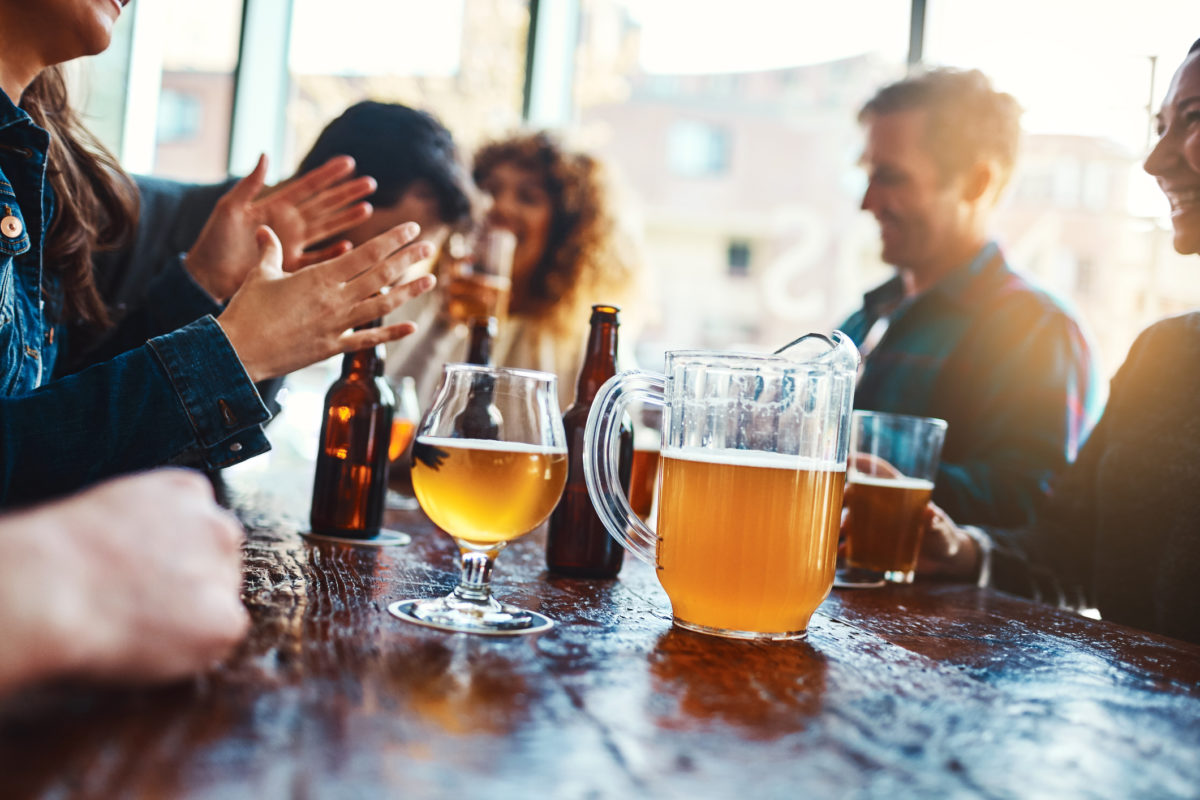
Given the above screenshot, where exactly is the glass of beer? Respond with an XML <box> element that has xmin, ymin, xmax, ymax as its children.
<box><xmin>583</xmin><ymin>336</ymin><xmax>860</xmax><ymax>640</ymax></box>
<box><xmin>385</xmin><ymin>376</ymin><xmax>422</xmax><ymax>511</ymax></box>
<box><xmin>443</xmin><ymin>227</ymin><xmax>516</xmax><ymax>325</ymax></box>
<box><xmin>388</xmin><ymin>364</ymin><xmax>567</xmax><ymax>635</ymax></box>
<box><xmin>628</xmin><ymin>403</ymin><xmax>662</xmax><ymax>522</ymax></box>
<box><xmin>841</xmin><ymin>411</ymin><xmax>947</xmax><ymax>585</ymax></box>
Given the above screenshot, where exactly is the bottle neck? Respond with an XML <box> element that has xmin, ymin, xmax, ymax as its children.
<box><xmin>342</xmin><ymin>345</ymin><xmax>384</xmax><ymax>378</ymax></box>
<box><xmin>342</xmin><ymin>318</ymin><xmax>385</xmax><ymax>378</ymax></box>
<box><xmin>466</xmin><ymin>317</ymin><xmax>497</xmax><ymax>366</ymax></box>
<box><xmin>575</xmin><ymin>318</ymin><xmax>619</xmax><ymax>403</ymax></box>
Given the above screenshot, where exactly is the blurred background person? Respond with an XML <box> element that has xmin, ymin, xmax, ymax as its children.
<box><xmin>918</xmin><ymin>39</ymin><xmax>1200</xmax><ymax>645</ymax></box>
<box><xmin>387</xmin><ymin>131</ymin><xmax>645</xmax><ymax>410</ymax></box>
<box><xmin>842</xmin><ymin>68</ymin><xmax>1102</xmax><ymax>528</ymax></box>
<box><xmin>0</xmin><ymin>470</ymin><xmax>248</xmax><ymax>695</ymax></box>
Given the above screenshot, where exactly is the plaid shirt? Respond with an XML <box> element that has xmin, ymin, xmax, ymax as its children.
<box><xmin>839</xmin><ymin>242</ymin><xmax>1103</xmax><ymax>527</ymax></box>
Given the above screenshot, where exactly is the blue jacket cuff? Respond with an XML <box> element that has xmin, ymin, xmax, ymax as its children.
<box><xmin>147</xmin><ymin>315</ymin><xmax>271</xmax><ymax>468</ymax></box>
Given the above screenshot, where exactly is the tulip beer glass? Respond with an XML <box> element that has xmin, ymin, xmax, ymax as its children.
<box><xmin>583</xmin><ymin>335</ymin><xmax>859</xmax><ymax>639</ymax></box>
<box><xmin>842</xmin><ymin>411</ymin><xmax>947</xmax><ymax>584</ymax></box>
<box><xmin>388</xmin><ymin>365</ymin><xmax>568</xmax><ymax>635</ymax></box>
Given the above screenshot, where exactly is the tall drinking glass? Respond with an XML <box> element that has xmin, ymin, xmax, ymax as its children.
<box><xmin>388</xmin><ymin>365</ymin><xmax>567</xmax><ymax>635</ymax></box>
<box><xmin>840</xmin><ymin>411</ymin><xmax>947</xmax><ymax>585</ymax></box>
<box><xmin>385</xmin><ymin>376</ymin><xmax>422</xmax><ymax>511</ymax></box>
<box><xmin>628</xmin><ymin>402</ymin><xmax>662</xmax><ymax>522</ymax></box>
<box><xmin>443</xmin><ymin>227</ymin><xmax>516</xmax><ymax>325</ymax></box>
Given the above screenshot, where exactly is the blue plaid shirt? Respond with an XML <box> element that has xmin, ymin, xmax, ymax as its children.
<box><xmin>840</xmin><ymin>243</ymin><xmax>1103</xmax><ymax>527</ymax></box>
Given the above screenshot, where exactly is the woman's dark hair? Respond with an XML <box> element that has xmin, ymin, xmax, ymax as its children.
<box><xmin>22</xmin><ymin>66</ymin><xmax>138</xmax><ymax>326</ymax></box>
<box><xmin>299</xmin><ymin>101</ymin><xmax>471</xmax><ymax>226</ymax></box>
<box><xmin>1190</xmin><ymin>38</ymin><xmax>1200</xmax><ymax>55</ymax></box>
<box><xmin>472</xmin><ymin>132</ymin><xmax>636</xmax><ymax>330</ymax></box>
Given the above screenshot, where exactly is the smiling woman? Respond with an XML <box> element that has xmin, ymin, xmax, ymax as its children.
<box><xmin>1145</xmin><ymin>41</ymin><xmax>1200</xmax><ymax>255</ymax></box>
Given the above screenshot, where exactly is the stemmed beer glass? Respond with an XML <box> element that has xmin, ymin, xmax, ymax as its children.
<box><xmin>388</xmin><ymin>364</ymin><xmax>567</xmax><ymax>635</ymax></box>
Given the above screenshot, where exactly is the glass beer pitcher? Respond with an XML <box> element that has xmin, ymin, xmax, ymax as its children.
<box><xmin>583</xmin><ymin>334</ymin><xmax>859</xmax><ymax>640</ymax></box>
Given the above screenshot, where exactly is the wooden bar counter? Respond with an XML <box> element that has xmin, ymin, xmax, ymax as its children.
<box><xmin>3</xmin><ymin>465</ymin><xmax>1199</xmax><ymax>799</ymax></box>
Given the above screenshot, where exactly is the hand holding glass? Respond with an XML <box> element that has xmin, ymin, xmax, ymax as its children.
<box><xmin>389</xmin><ymin>365</ymin><xmax>567</xmax><ymax>634</ymax></box>
<box><xmin>842</xmin><ymin>411</ymin><xmax>947</xmax><ymax>584</ymax></box>
<box><xmin>443</xmin><ymin>227</ymin><xmax>516</xmax><ymax>325</ymax></box>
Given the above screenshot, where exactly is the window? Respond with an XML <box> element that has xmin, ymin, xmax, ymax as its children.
<box><xmin>154</xmin><ymin>0</ymin><xmax>243</xmax><ymax>181</ymax></box>
<box><xmin>284</xmin><ymin>0</ymin><xmax>528</xmax><ymax>174</ymax></box>
<box><xmin>156</xmin><ymin>89</ymin><xmax>203</xmax><ymax>144</ymax></box>
<box><xmin>667</xmin><ymin>121</ymin><xmax>730</xmax><ymax>177</ymax></box>
<box><xmin>728</xmin><ymin>240</ymin><xmax>752</xmax><ymax>277</ymax></box>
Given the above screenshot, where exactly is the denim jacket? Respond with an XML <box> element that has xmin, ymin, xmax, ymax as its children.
<box><xmin>0</xmin><ymin>89</ymin><xmax>269</xmax><ymax>504</ymax></box>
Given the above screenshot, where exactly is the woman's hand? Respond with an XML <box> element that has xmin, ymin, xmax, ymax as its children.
<box><xmin>216</xmin><ymin>222</ymin><xmax>436</xmax><ymax>382</ymax></box>
<box><xmin>184</xmin><ymin>154</ymin><xmax>376</xmax><ymax>301</ymax></box>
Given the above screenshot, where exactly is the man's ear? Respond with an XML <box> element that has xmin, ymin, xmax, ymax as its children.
<box><xmin>961</xmin><ymin>160</ymin><xmax>998</xmax><ymax>204</ymax></box>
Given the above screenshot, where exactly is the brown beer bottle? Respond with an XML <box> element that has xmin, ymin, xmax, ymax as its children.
<box><xmin>453</xmin><ymin>316</ymin><xmax>502</xmax><ymax>439</ymax></box>
<box><xmin>465</xmin><ymin>316</ymin><xmax>497</xmax><ymax>366</ymax></box>
<box><xmin>310</xmin><ymin>331</ymin><xmax>396</xmax><ymax>539</ymax></box>
<box><xmin>546</xmin><ymin>305</ymin><xmax>632</xmax><ymax>577</ymax></box>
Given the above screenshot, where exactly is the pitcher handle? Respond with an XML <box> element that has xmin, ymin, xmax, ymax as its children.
<box><xmin>583</xmin><ymin>370</ymin><xmax>665</xmax><ymax>564</ymax></box>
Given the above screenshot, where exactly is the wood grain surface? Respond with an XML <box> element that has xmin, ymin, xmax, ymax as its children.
<box><xmin>2</xmin><ymin>467</ymin><xmax>1198</xmax><ymax>800</ymax></box>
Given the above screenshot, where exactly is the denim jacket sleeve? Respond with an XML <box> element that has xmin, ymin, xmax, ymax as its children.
<box><xmin>0</xmin><ymin>314</ymin><xmax>270</xmax><ymax>504</ymax></box>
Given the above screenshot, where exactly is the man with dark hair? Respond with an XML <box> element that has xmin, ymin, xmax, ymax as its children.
<box><xmin>842</xmin><ymin>68</ymin><xmax>1102</xmax><ymax>528</ymax></box>
<box><xmin>298</xmin><ymin>101</ymin><xmax>471</xmax><ymax>244</ymax></box>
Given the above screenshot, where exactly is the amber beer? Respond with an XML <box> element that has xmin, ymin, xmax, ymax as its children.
<box><xmin>388</xmin><ymin>417</ymin><xmax>416</xmax><ymax>463</ymax></box>
<box><xmin>445</xmin><ymin>273</ymin><xmax>512</xmax><ymax>325</ymax></box>
<box><xmin>628</xmin><ymin>446</ymin><xmax>660</xmax><ymax>520</ymax></box>
<box><xmin>655</xmin><ymin>448</ymin><xmax>846</xmax><ymax>635</ymax></box>
<box><xmin>412</xmin><ymin>437</ymin><xmax>567</xmax><ymax>546</ymax></box>
<box><xmin>843</xmin><ymin>474</ymin><xmax>934</xmax><ymax>580</ymax></box>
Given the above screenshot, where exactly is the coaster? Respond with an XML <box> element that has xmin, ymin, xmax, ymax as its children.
<box><xmin>832</xmin><ymin>566</ymin><xmax>887</xmax><ymax>589</ymax></box>
<box><xmin>387</xmin><ymin>599</ymin><xmax>554</xmax><ymax>637</ymax></box>
<box><xmin>299</xmin><ymin>528</ymin><xmax>412</xmax><ymax>548</ymax></box>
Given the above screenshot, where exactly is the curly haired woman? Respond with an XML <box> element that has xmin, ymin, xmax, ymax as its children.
<box><xmin>388</xmin><ymin>131</ymin><xmax>644</xmax><ymax>409</ymax></box>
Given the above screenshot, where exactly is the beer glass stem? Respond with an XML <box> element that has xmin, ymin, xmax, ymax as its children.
<box><xmin>452</xmin><ymin>544</ymin><xmax>502</xmax><ymax>604</ymax></box>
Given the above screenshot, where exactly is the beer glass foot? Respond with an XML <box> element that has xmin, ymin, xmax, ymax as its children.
<box><xmin>387</xmin><ymin>598</ymin><xmax>554</xmax><ymax>636</ymax></box>
<box><xmin>833</xmin><ymin>566</ymin><xmax>887</xmax><ymax>589</ymax></box>
<box><xmin>385</xmin><ymin>490</ymin><xmax>421</xmax><ymax>511</ymax></box>
<box><xmin>673</xmin><ymin>618</ymin><xmax>807</xmax><ymax>641</ymax></box>
<box><xmin>300</xmin><ymin>529</ymin><xmax>412</xmax><ymax>548</ymax></box>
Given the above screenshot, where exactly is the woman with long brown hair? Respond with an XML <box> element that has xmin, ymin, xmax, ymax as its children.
<box><xmin>0</xmin><ymin>0</ymin><xmax>436</xmax><ymax>503</ymax></box>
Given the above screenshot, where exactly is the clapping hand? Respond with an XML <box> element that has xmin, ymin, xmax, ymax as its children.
<box><xmin>185</xmin><ymin>154</ymin><xmax>376</xmax><ymax>301</ymax></box>
<box><xmin>217</xmin><ymin>222</ymin><xmax>437</xmax><ymax>382</ymax></box>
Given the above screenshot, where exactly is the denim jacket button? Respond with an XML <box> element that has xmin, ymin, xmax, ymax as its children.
<box><xmin>229</xmin><ymin>442</ymin><xmax>243</xmax><ymax>452</ymax></box>
<box><xmin>1</xmin><ymin>216</ymin><xmax>22</xmax><ymax>238</ymax></box>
